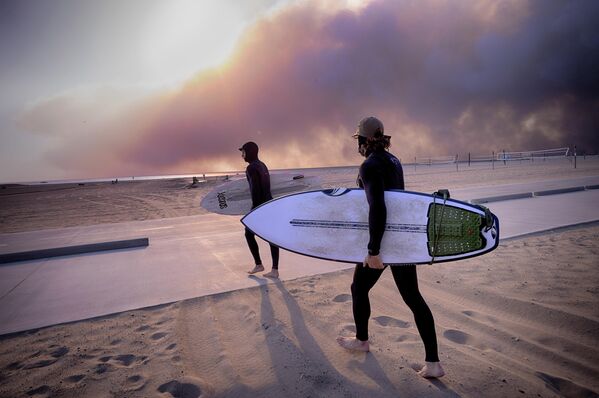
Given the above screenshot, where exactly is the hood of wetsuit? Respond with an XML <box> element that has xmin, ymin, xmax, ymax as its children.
<box><xmin>239</xmin><ymin>141</ymin><xmax>259</xmax><ymax>162</ymax></box>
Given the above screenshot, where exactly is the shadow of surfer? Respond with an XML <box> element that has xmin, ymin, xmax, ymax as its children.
<box><xmin>258</xmin><ymin>277</ymin><xmax>404</xmax><ymax>396</ymax></box>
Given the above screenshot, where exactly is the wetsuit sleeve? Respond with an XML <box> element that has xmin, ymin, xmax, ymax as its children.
<box><xmin>360</xmin><ymin>161</ymin><xmax>386</xmax><ymax>256</ymax></box>
<box><xmin>247</xmin><ymin>164</ymin><xmax>262</xmax><ymax>209</ymax></box>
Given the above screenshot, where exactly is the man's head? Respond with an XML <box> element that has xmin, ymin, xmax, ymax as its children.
<box><xmin>352</xmin><ymin>116</ymin><xmax>391</xmax><ymax>157</ymax></box>
<box><xmin>239</xmin><ymin>141</ymin><xmax>259</xmax><ymax>163</ymax></box>
<box><xmin>353</xmin><ymin>116</ymin><xmax>385</xmax><ymax>139</ymax></box>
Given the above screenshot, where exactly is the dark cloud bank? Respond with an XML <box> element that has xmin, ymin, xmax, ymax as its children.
<box><xmin>24</xmin><ymin>0</ymin><xmax>599</xmax><ymax>176</ymax></box>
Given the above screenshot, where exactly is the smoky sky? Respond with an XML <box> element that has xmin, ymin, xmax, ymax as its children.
<box><xmin>19</xmin><ymin>0</ymin><xmax>599</xmax><ymax>178</ymax></box>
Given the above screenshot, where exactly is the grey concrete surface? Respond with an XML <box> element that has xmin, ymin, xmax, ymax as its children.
<box><xmin>0</xmin><ymin>177</ymin><xmax>598</xmax><ymax>335</ymax></box>
<box><xmin>0</xmin><ymin>238</ymin><xmax>149</xmax><ymax>264</ymax></box>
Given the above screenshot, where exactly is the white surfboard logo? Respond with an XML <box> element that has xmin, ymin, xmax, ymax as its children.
<box><xmin>323</xmin><ymin>188</ymin><xmax>351</xmax><ymax>196</ymax></box>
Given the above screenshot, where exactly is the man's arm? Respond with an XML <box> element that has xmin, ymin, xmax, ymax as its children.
<box><xmin>360</xmin><ymin>161</ymin><xmax>386</xmax><ymax>257</ymax></box>
<box><xmin>247</xmin><ymin>164</ymin><xmax>262</xmax><ymax>208</ymax></box>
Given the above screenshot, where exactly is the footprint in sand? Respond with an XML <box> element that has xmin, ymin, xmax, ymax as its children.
<box><xmin>26</xmin><ymin>385</ymin><xmax>50</xmax><ymax>397</ymax></box>
<box><xmin>158</xmin><ymin>379</ymin><xmax>202</xmax><ymax>398</ymax></box>
<box><xmin>113</xmin><ymin>354</ymin><xmax>138</xmax><ymax>367</ymax></box>
<box><xmin>462</xmin><ymin>310</ymin><xmax>499</xmax><ymax>323</ymax></box>
<box><xmin>98</xmin><ymin>354</ymin><xmax>146</xmax><ymax>368</ymax></box>
<box><xmin>166</xmin><ymin>343</ymin><xmax>177</xmax><ymax>351</ymax></box>
<box><xmin>373</xmin><ymin>316</ymin><xmax>410</xmax><ymax>328</ymax></box>
<box><xmin>340</xmin><ymin>324</ymin><xmax>357</xmax><ymax>334</ymax></box>
<box><xmin>94</xmin><ymin>363</ymin><xmax>113</xmax><ymax>375</ymax></box>
<box><xmin>50</xmin><ymin>347</ymin><xmax>69</xmax><ymax>358</ymax></box>
<box><xmin>23</xmin><ymin>359</ymin><xmax>57</xmax><ymax>369</ymax></box>
<box><xmin>443</xmin><ymin>329</ymin><xmax>489</xmax><ymax>351</ymax></box>
<box><xmin>125</xmin><ymin>374</ymin><xmax>147</xmax><ymax>392</ymax></box>
<box><xmin>443</xmin><ymin>329</ymin><xmax>471</xmax><ymax>345</ymax></box>
<box><xmin>333</xmin><ymin>294</ymin><xmax>352</xmax><ymax>303</ymax></box>
<box><xmin>394</xmin><ymin>334</ymin><xmax>419</xmax><ymax>343</ymax></box>
<box><xmin>63</xmin><ymin>374</ymin><xmax>85</xmax><ymax>384</ymax></box>
<box><xmin>21</xmin><ymin>346</ymin><xmax>69</xmax><ymax>370</ymax></box>
<box><xmin>135</xmin><ymin>325</ymin><xmax>152</xmax><ymax>332</ymax></box>
<box><xmin>536</xmin><ymin>372</ymin><xmax>598</xmax><ymax>397</ymax></box>
<box><xmin>5</xmin><ymin>361</ymin><xmax>23</xmax><ymax>371</ymax></box>
<box><xmin>151</xmin><ymin>332</ymin><xmax>168</xmax><ymax>340</ymax></box>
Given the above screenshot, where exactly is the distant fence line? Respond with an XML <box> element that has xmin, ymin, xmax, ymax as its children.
<box><xmin>409</xmin><ymin>147</ymin><xmax>591</xmax><ymax>171</ymax></box>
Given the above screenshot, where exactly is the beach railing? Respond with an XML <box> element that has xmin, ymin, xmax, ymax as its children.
<box><xmin>410</xmin><ymin>147</ymin><xmax>577</xmax><ymax>172</ymax></box>
<box><xmin>496</xmin><ymin>147</ymin><xmax>570</xmax><ymax>162</ymax></box>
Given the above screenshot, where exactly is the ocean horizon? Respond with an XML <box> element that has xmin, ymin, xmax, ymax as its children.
<box><xmin>3</xmin><ymin>153</ymin><xmax>587</xmax><ymax>186</ymax></box>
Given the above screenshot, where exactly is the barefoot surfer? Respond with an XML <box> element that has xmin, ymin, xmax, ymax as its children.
<box><xmin>239</xmin><ymin>141</ymin><xmax>280</xmax><ymax>278</ymax></box>
<box><xmin>336</xmin><ymin>117</ymin><xmax>444</xmax><ymax>378</ymax></box>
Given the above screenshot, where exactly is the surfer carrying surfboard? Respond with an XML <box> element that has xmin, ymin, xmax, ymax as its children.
<box><xmin>239</xmin><ymin>141</ymin><xmax>280</xmax><ymax>278</ymax></box>
<box><xmin>336</xmin><ymin>116</ymin><xmax>445</xmax><ymax>378</ymax></box>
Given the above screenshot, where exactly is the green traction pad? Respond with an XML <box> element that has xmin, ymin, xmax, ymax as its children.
<box><xmin>427</xmin><ymin>204</ymin><xmax>484</xmax><ymax>257</ymax></box>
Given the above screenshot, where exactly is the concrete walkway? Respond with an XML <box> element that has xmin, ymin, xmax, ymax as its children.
<box><xmin>1</xmin><ymin>177</ymin><xmax>598</xmax><ymax>335</ymax></box>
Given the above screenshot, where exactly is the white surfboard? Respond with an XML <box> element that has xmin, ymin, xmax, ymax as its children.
<box><xmin>241</xmin><ymin>188</ymin><xmax>499</xmax><ymax>265</ymax></box>
<box><xmin>200</xmin><ymin>173</ymin><xmax>322</xmax><ymax>215</ymax></box>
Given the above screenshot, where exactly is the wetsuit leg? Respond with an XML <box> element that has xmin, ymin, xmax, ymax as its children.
<box><xmin>244</xmin><ymin>228</ymin><xmax>262</xmax><ymax>265</ymax></box>
<box><xmin>270</xmin><ymin>244</ymin><xmax>279</xmax><ymax>270</ymax></box>
<box><xmin>351</xmin><ymin>263</ymin><xmax>385</xmax><ymax>341</ymax></box>
<box><xmin>390</xmin><ymin>265</ymin><xmax>439</xmax><ymax>362</ymax></box>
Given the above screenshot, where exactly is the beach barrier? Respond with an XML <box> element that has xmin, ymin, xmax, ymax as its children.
<box><xmin>411</xmin><ymin>146</ymin><xmax>577</xmax><ymax>172</ymax></box>
<box><xmin>0</xmin><ymin>238</ymin><xmax>149</xmax><ymax>264</ymax></box>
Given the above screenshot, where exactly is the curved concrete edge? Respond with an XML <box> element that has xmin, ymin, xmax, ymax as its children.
<box><xmin>470</xmin><ymin>192</ymin><xmax>533</xmax><ymax>204</ymax></box>
<box><xmin>470</xmin><ymin>184</ymin><xmax>595</xmax><ymax>204</ymax></box>
<box><xmin>0</xmin><ymin>238</ymin><xmax>149</xmax><ymax>265</ymax></box>
<box><xmin>500</xmin><ymin>220</ymin><xmax>599</xmax><ymax>242</ymax></box>
<box><xmin>533</xmin><ymin>186</ymin><xmax>585</xmax><ymax>196</ymax></box>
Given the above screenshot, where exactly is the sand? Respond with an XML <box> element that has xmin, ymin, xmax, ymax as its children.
<box><xmin>0</xmin><ymin>157</ymin><xmax>598</xmax><ymax>397</ymax></box>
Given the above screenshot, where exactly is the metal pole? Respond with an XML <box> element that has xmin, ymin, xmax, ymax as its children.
<box><xmin>574</xmin><ymin>145</ymin><xmax>577</xmax><ymax>169</ymax></box>
<box><xmin>468</xmin><ymin>152</ymin><xmax>471</xmax><ymax>167</ymax></box>
<box><xmin>492</xmin><ymin>152</ymin><xmax>495</xmax><ymax>170</ymax></box>
<box><xmin>456</xmin><ymin>154</ymin><xmax>459</xmax><ymax>172</ymax></box>
<box><xmin>503</xmin><ymin>149</ymin><xmax>506</xmax><ymax>165</ymax></box>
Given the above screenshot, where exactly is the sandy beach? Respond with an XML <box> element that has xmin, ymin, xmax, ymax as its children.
<box><xmin>0</xmin><ymin>158</ymin><xmax>598</xmax><ymax>397</ymax></box>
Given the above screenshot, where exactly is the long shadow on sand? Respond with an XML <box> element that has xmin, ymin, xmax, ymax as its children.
<box><xmin>248</xmin><ymin>275</ymin><xmax>461</xmax><ymax>397</ymax></box>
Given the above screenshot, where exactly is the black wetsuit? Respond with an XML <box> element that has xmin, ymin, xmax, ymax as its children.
<box><xmin>353</xmin><ymin>148</ymin><xmax>439</xmax><ymax>362</ymax></box>
<box><xmin>243</xmin><ymin>145</ymin><xmax>279</xmax><ymax>269</ymax></box>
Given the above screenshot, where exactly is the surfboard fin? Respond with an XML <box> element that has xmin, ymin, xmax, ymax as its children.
<box><xmin>474</xmin><ymin>204</ymin><xmax>495</xmax><ymax>231</ymax></box>
<box><xmin>433</xmin><ymin>189</ymin><xmax>450</xmax><ymax>199</ymax></box>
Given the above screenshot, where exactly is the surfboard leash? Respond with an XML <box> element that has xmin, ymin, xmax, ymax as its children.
<box><xmin>430</xmin><ymin>189</ymin><xmax>450</xmax><ymax>264</ymax></box>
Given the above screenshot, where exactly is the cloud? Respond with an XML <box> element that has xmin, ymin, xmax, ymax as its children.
<box><xmin>19</xmin><ymin>0</ymin><xmax>599</xmax><ymax>178</ymax></box>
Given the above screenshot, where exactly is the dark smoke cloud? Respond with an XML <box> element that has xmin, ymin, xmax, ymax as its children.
<box><xmin>21</xmin><ymin>0</ymin><xmax>599</xmax><ymax>177</ymax></box>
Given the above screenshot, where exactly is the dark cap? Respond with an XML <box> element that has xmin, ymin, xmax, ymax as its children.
<box><xmin>239</xmin><ymin>141</ymin><xmax>259</xmax><ymax>152</ymax></box>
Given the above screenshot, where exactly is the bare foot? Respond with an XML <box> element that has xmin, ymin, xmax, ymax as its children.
<box><xmin>336</xmin><ymin>336</ymin><xmax>370</xmax><ymax>352</ymax></box>
<box><xmin>418</xmin><ymin>361</ymin><xmax>445</xmax><ymax>378</ymax></box>
<box><xmin>247</xmin><ymin>264</ymin><xmax>264</xmax><ymax>274</ymax></box>
<box><xmin>263</xmin><ymin>269</ymin><xmax>279</xmax><ymax>278</ymax></box>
